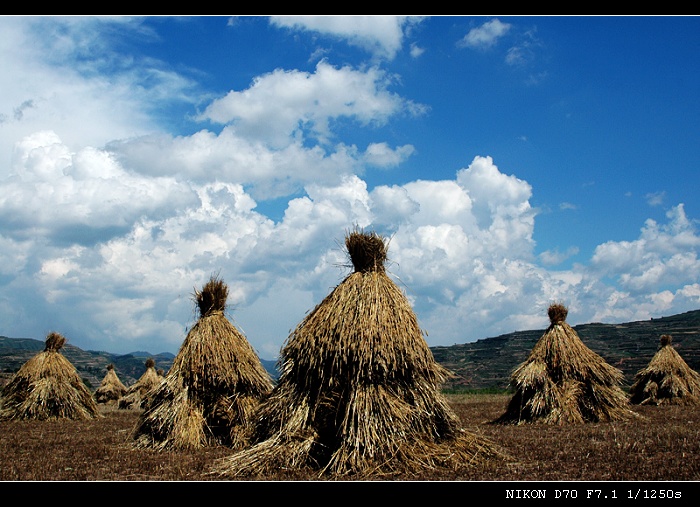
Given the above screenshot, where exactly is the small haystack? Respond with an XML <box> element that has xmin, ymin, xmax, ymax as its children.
<box><xmin>629</xmin><ymin>334</ymin><xmax>700</xmax><ymax>406</ymax></box>
<box><xmin>130</xmin><ymin>275</ymin><xmax>274</xmax><ymax>451</ymax></box>
<box><xmin>94</xmin><ymin>363</ymin><xmax>128</xmax><ymax>405</ymax></box>
<box><xmin>0</xmin><ymin>331</ymin><xmax>101</xmax><ymax>421</ymax></box>
<box><xmin>118</xmin><ymin>358</ymin><xmax>162</xmax><ymax>410</ymax></box>
<box><xmin>211</xmin><ymin>228</ymin><xmax>505</xmax><ymax>479</ymax></box>
<box><xmin>494</xmin><ymin>303</ymin><xmax>638</xmax><ymax>425</ymax></box>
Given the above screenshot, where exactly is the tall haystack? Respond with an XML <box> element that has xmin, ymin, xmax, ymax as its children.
<box><xmin>0</xmin><ymin>331</ymin><xmax>101</xmax><ymax>421</ymax></box>
<box><xmin>211</xmin><ymin>228</ymin><xmax>505</xmax><ymax>479</ymax></box>
<box><xmin>118</xmin><ymin>358</ymin><xmax>162</xmax><ymax>410</ymax></box>
<box><xmin>94</xmin><ymin>364</ymin><xmax>128</xmax><ymax>405</ymax></box>
<box><xmin>629</xmin><ymin>334</ymin><xmax>700</xmax><ymax>406</ymax></box>
<box><xmin>493</xmin><ymin>303</ymin><xmax>638</xmax><ymax>425</ymax></box>
<box><xmin>130</xmin><ymin>275</ymin><xmax>274</xmax><ymax>451</ymax></box>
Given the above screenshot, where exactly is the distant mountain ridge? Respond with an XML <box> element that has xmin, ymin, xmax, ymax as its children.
<box><xmin>2</xmin><ymin>308</ymin><xmax>699</xmax><ymax>391</ymax></box>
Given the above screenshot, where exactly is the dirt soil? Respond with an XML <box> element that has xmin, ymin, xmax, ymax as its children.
<box><xmin>0</xmin><ymin>393</ymin><xmax>699</xmax><ymax>485</ymax></box>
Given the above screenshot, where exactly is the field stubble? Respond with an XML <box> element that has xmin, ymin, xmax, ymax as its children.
<box><xmin>1</xmin><ymin>393</ymin><xmax>698</xmax><ymax>482</ymax></box>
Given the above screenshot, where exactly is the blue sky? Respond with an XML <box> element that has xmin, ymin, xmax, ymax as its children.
<box><xmin>1</xmin><ymin>15</ymin><xmax>698</xmax><ymax>361</ymax></box>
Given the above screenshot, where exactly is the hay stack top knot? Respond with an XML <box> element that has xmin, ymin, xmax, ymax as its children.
<box><xmin>145</xmin><ymin>358</ymin><xmax>155</xmax><ymax>369</ymax></box>
<box><xmin>660</xmin><ymin>334</ymin><xmax>673</xmax><ymax>347</ymax></box>
<box><xmin>346</xmin><ymin>228</ymin><xmax>387</xmax><ymax>273</ymax></box>
<box><xmin>44</xmin><ymin>331</ymin><xmax>66</xmax><ymax>352</ymax></box>
<box><xmin>107</xmin><ymin>363</ymin><xmax>115</xmax><ymax>371</ymax></box>
<box><xmin>195</xmin><ymin>275</ymin><xmax>229</xmax><ymax>317</ymax></box>
<box><xmin>548</xmin><ymin>303</ymin><xmax>568</xmax><ymax>325</ymax></box>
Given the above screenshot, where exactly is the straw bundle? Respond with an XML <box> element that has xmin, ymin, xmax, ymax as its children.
<box><xmin>211</xmin><ymin>228</ymin><xmax>505</xmax><ymax>479</ymax></box>
<box><xmin>0</xmin><ymin>331</ymin><xmax>101</xmax><ymax>421</ymax></box>
<box><xmin>118</xmin><ymin>358</ymin><xmax>162</xmax><ymax>410</ymax></box>
<box><xmin>629</xmin><ymin>334</ymin><xmax>700</xmax><ymax>406</ymax></box>
<box><xmin>94</xmin><ymin>363</ymin><xmax>128</xmax><ymax>405</ymax></box>
<box><xmin>130</xmin><ymin>275</ymin><xmax>274</xmax><ymax>451</ymax></box>
<box><xmin>494</xmin><ymin>303</ymin><xmax>639</xmax><ymax>424</ymax></box>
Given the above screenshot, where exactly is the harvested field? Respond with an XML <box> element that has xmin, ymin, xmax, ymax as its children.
<box><xmin>1</xmin><ymin>393</ymin><xmax>699</xmax><ymax>484</ymax></box>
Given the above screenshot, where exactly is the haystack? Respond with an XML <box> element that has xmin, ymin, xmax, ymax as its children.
<box><xmin>629</xmin><ymin>334</ymin><xmax>700</xmax><ymax>406</ymax></box>
<box><xmin>130</xmin><ymin>275</ymin><xmax>274</xmax><ymax>451</ymax></box>
<box><xmin>211</xmin><ymin>228</ymin><xmax>505</xmax><ymax>479</ymax></box>
<box><xmin>94</xmin><ymin>363</ymin><xmax>128</xmax><ymax>405</ymax></box>
<box><xmin>494</xmin><ymin>303</ymin><xmax>638</xmax><ymax>424</ymax></box>
<box><xmin>118</xmin><ymin>358</ymin><xmax>162</xmax><ymax>410</ymax></box>
<box><xmin>0</xmin><ymin>331</ymin><xmax>101</xmax><ymax>421</ymax></box>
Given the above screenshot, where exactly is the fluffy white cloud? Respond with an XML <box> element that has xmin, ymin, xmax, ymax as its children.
<box><xmin>458</xmin><ymin>18</ymin><xmax>511</xmax><ymax>49</ymax></box>
<box><xmin>108</xmin><ymin>61</ymin><xmax>421</xmax><ymax>201</ymax></box>
<box><xmin>269</xmin><ymin>16</ymin><xmax>424</xmax><ymax>60</ymax></box>
<box><xmin>539</xmin><ymin>246</ymin><xmax>580</xmax><ymax>266</ymax></box>
<box><xmin>363</xmin><ymin>142</ymin><xmax>415</xmax><ymax>168</ymax></box>
<box><xmin>590</xmin><ymin>204</ymin><xmax>700</xmax><ymax>293</ymax></box>
<box><xmin>0</xmin><ymin>131</ymin><xmax>197</xmax><ymax>243</ymax></box>
<box><xmin>199</xmin><ymin>61</ymin><xmax>420</xmax><ymax>147</ymax></box>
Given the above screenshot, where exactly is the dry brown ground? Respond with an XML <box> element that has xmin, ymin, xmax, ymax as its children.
<box><xmin>1</xmin><ymin>393</ymin><xmax>699</xmax><ymax>488</ymax></box>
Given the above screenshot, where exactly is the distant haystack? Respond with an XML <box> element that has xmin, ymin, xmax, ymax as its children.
<box><xmin>94</xmin><ymin>364</ymin><xmax>127</xmax><ymax>405</ymax></box>
<box><xmin>494</xmin><ymin>303</ymin><xmax>639</xmax><ymax>425</ymax></box>
<box><xmin>629</xmin><ymin>334</ymin><xmax>700</xmax><ymax>406</ymax></box>
<box><xmin>130</xmin><ymin>275</ymin><xmax>274</xmax><ymax>451</ymax></box>
<box><xmin>0</xmin><ymin>332</ymin><xmax>101</xmax><ymax>421</ymax></box>
<box><xmin>118</xmin><ymin>358</ymin><xmax>162</xmax><ymax>410</ymax></box>
<box><xmin>211</xmin><ymin>228</ymin><xmax>505</xmax><ymax>479</ymax></box>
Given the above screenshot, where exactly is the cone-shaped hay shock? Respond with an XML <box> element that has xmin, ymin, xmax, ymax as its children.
<box><xmin>494</xmin><ymin>303</ymin><xmax>640</xmax><ymax>424</ymax></box>
<box><xmin>118</xmin><ymin>358</ymin><xmax>162</xmax><ymax>410</ymax></box>
<box><xmin>0</xmin><ymin>331</ymin><xmax>101</xmax><ymax>421</ymax></box>
<box><xmin>211</xmin><ymin>228</ymin><xmax>506</xmax><ymax>479</ymax></box>
<box><xmin>629</xmin><ymin>334</ymin><xmax>700</xmax><ymax>406</ymax></box>
<box><xmin>131</xmin><ymin>275</ymin><xmax>274</xmax><ymax>450</ymax></box>
<box><xmin>94</xmin><ymin>363</ymin><xmax>128</xmax><ymax>405</ymax></box>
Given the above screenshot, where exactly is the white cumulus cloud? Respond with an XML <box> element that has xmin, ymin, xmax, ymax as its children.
<box><xmin>269</xmin><ymin>15</ymin><xmax>425</xmax><ymax>60</ymax></box>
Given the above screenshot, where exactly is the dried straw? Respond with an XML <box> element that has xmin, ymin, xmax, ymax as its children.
<box><xmin>494</xmin><ymin>303</ymin><xmax>639</xmax><ymax>424</ymax></box>
<box><xmin>629</xmin><ymin>334</ymin><xmax>700</xmax><ymax>406</ymax></box>
<box><xmin>94</xmin><ymin>363</ymin><xmax>128</xmax><ymax>405</ymax></box>
<box><xmin>118</xmin><ymin>358</ymin><xmax>163</xmax><ymax>410</ymax></box>
<box><xmin>211</xmin><ymin>228</ymin><xmax>506</xmax><ymax>479</ymax></box>
<box><xmin>130</xmin><ymin>274</ymin><xmax>274</xmax><ymax>451</ymax></box>
<box><xmin>0</xmin><ymin>331</ymin><xmax>102</xmax><ymax>421</ymax></box>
